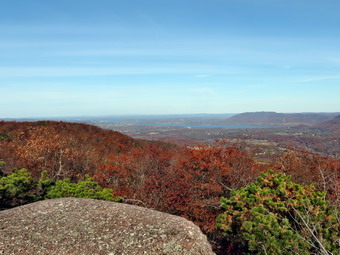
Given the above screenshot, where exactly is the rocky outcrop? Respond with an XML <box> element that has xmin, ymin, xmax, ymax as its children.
<box><xmin>0</xmin><ymin>198</ymin><xmax>215</xmax><ymax>255</ymax></box>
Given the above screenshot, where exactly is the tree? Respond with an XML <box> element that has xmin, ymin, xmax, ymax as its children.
<box><xmin>217</xmin><ymin>170</ymin><xmax>339</xmax><ymax>255</ymax></box>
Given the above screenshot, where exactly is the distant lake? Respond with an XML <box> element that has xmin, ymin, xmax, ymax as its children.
<box><xmin>136</xmin><ymin>123</ymin><xmax>270</xmax><ymax>129</ymax></box>
<box><xmin>95</xmin><ymin>120</ymin><xmax>270</xmax><ymax>129</ymax></box>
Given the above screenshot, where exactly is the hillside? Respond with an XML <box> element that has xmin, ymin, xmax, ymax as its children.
<box><xmin>0</xmin><ymin>120</ymin><xmax>338</xmax><ymax>254</ymax></box>
<box><xmin>221</xmin><ymin>111</ymin><xmax>339</xmax><ymax>126</ymax></box>
<box><xmin>316</xmin><ymin>115</ymin><xmax>340</xmax><ymax>129</ymax></box>
<box><xmin>0</xmin><ymin>121</ymin><xmax>173</xmax><ymax>178</ymax></box>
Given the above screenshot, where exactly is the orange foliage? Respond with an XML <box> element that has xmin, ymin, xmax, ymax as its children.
<box><xmin>1</xmin><ymin>121</ymin><xmax>338</xmax><ymax>254</ymax></box>
<box><xmin>271</xmin><ymin>149</ymin><xmax>339</xmax><ymax>205</ymax></box>
<box><xmin>95</xmin><ymin>141</ymin><xmax>261</xmax><ymax>233</ymax></box>
<box><xmin>0</xmin><ymin>121</ymin><xmax>143</xmax><ymax>179</ymax></box>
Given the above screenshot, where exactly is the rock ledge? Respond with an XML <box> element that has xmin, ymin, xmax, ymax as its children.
<box><xmin>0</xmin><ymin>198</ymin><xmax>215</xmax><ymax>255</ymax></box>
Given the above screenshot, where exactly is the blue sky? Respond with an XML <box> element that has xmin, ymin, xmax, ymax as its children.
<box><xmin>1</xmin><ymin>0</ymin><xmax>339</xmax><ymax>117</ymax></box>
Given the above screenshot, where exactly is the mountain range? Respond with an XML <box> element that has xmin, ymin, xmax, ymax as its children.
<box><xmin>219</xmin><ymin>112</ymin><xmax>339</xmax><ymax>127</ymax></box>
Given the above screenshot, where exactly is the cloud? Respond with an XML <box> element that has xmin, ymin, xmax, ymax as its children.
<box><xmin>326</xmin><ymin>57</ymin><xmax>340</xmax><ymax>64</ymax></box>
<box><xmin>56</xmin><ymin>49</ymin><xmax>164</xmax><ymax>57</ymax></box>
<box><xmin>0</xmin><ymin>66</ymin><xmax>201</xmax><ymax>77</ymax></box>
<box><xmin>0</xmin><ymin>64</ymin><xmax>244</xmax><ymax>78</ymax></box>
<box><xmin>52</xmin><ymin>46</ymin><xmax>235</xmax><ymax>58</ymax></box>
<box><xmin>195</xmin><ymin>74</ymin><xmax>212</xmax><ymax>78</ymax></box>
<box><xmin>0</xmin><ymin>25</ymin><xmax>143</xmax><ymax>35</ymax></box>
<box><xmin>300</xmin><ymin>76</ymin><xmax>340</xmax><ymax>83</ymax></box>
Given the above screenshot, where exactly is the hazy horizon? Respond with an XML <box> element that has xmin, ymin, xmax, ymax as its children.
<box><xmin>1</xmin><ymin>0</ymin><xmax>340</xmax><ymax>118</ymax></box>
<box><xmin>2</xmin><ymin>111</ymin><xmax>340</xmax><ymax>121</ymax></box>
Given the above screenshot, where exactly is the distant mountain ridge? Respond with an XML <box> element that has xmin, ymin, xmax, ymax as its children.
<box><xmin>221</xmin><ymin>112</ymin><xmax>339</xmax><ymax>127</ymax></box>
<box><xmin>316</xmin><ymin>115</ymin><xmax>340</xmax><ymax>129</ymax></box>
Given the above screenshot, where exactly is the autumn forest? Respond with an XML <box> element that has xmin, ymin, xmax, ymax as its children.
<box><xmin>0</xmin><ymin>120</ymin><xmax>338</xmax><ymax>254</ymax></box>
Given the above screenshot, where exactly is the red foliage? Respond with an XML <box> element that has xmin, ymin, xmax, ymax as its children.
<box><xmin>0</xmin><ymin>121</ymin><xmax>142</xmax><ymax>179</ymax></box>
<box><xmin>271</xmin><ymin>149</ymin><xmax>339</xmax><ymax>205</ymax></box>
<box><xmin>1</xmin><ymin>121</ymin><xmax>338</xmax><ymax>254</ymax></box>
<box><xmin>95</xmin><ymin>141</ymin><xmax>261</xmax><ymax>233</ymax></box>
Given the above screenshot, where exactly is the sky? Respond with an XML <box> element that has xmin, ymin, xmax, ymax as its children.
<box><xmin>1</xmin><ymin>0</ymin><xmax>340</xmax><ymax>118</ymax></box>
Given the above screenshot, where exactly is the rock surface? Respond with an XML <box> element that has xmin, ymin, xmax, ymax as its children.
<box><xmin>0</xmin><ymin>198</ymin><xmax>215</xmax><ymax>255</ymax></box>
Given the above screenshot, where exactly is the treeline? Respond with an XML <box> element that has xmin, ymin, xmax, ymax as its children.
<box><xmin>0</xmin><ymin>121</ymin><xmax>338</xmax><ymax>254</ymax></box>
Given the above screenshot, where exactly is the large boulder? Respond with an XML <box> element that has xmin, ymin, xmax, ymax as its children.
<box><xmin>0</xmin><ymin>198</ymin><xmax>215</xmax><ymax>255</ymax></box>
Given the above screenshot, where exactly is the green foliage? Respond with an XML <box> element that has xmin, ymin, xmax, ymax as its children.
<box><xmin>35</xmin><ymin>121</ymin><xmax>50</xmax><ymax>126</ymax></box>
<box><xmin>0</xmin><ymin>168</ymin><xmax>37</xmax><ymax>207</ymax></box>
<box><xmin>45</xmin><ymin>174</ymin><xmax>123</xmax><ymax>202</ymax></box>
<box><xmin>216</xmin><ymin>170</ymin><xmax>339</xmax><ymax>255</ymax></box>
<box><xmin>0</xmin><ymin>161</ymin><xmax>5</xmax><ymax>176</ymax></box>
<box><xmin>0</xmin><ymin>168</ymin><xmax>34</xmax><ymax>198</ymax></box>
<box><xmin>38</xmin><ymin>171</ymin><xmax>53</xmax><ymax>190</ymax></box>
<box><xmin>0</xmin><ymin>168</ymin><xmax>122</xmax><ymax>209</ymax></box>
<box><xmin>0</xmin><ymin>133</ymin><xmax>12</xmax><ymax>141</ymax></box>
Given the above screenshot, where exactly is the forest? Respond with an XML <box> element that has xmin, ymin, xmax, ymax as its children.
<box><xmin>0</xmin><ymin>121</ymin><xmax>339</xmax><ymax>254</ymax></box>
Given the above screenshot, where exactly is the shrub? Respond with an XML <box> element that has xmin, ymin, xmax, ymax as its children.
<box><xmin>0</xmin><ymin>133</ymin><xmax>12</xmax><ymax>141</ymax></box>
<box><xmin>216</xmin><ymin>170</ymin><xmax>339</xmax><ymax>255</ymax></box>
<box><xmin>45</xmin><ymin>174</ymin><xmax>123</xmax><ymax>202</ymax></box>
<box><xmin>0</xmin><ymin>168</ymin><xmax>37</xmax><ymax>208</ymax></box>
<box><xmin>35</xmin><ymin>121</ymin><xmax>50</xmax><ymax>126</ymax></box>
<box><xmin>0</xmin><ymin>161</ymin><xmax>5</xmax><ymax>176</ymax></box>
<box><xmin>0</xmin><ymin>168</ymin><xmax>122</xmax><ymax>209</ymax></box>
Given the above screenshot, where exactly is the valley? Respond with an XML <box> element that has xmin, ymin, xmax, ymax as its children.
<box><xmin>94</xmin><ymin>112</ymin><xmax>339</xmax><ymax>160</ymax></box>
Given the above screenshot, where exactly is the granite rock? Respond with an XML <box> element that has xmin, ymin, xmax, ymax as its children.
<box><xmin>0</xmin><ymin>198</ymin><xmax>215</xmax><ymax>255</ymax></box>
